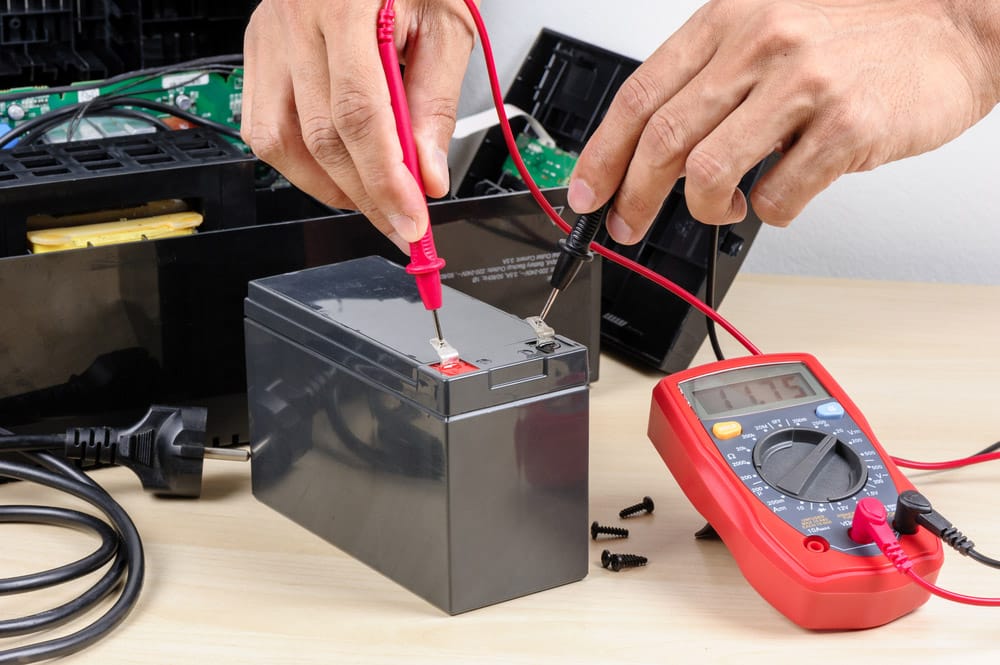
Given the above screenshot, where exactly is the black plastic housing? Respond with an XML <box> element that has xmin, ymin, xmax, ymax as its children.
<box><xmin>0</xmin><ymin>1</ymin><xmax>256</xmax><ymax>89</ymax></box>
<box><xmin>458</xmin><ymin>29</ymin><xmax>767</xmax><ymax>373</ymax></box>
<box><xmin>0</xmin><ymin>188</ymin><xmax>599</xmax><ymax>445</ymax></box>
<box><xmin>0</xmin><ymin>128</ymin><xmax>256</xmax><ymax>257</ymax></box>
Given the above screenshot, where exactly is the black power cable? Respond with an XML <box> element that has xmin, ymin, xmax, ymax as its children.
<box><xmin>0</xmin><ymin>450</ymin><xmax>144</xmax><ymax>664</ymax></box>
<box><xmin>0</xmin><ymin>407</ymin><xmax>248</xmax><ymax>663</ymax></box>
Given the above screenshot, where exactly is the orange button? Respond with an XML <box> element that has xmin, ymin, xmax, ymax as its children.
<box><xmin>712</xmin><ymin>421</ymin><xmax>742</xmax><ymax>440</ymax></box>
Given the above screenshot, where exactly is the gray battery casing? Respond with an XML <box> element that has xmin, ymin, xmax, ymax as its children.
<box><xmin>245</xmin><ymin>256</ymin><xmax>589</xmax><ymax>614</ymax></box>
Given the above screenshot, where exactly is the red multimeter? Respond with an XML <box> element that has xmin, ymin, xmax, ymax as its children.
<box><xmin>648</xmin><ymin>353</ymin><xmax>944</xmax><ymax>629</ymax></box>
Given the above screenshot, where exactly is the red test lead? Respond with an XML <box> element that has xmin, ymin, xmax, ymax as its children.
<box><xmin>377</xmin><ymin>2</ymin><xmax>450</xmax><ymax>352</ymax></box>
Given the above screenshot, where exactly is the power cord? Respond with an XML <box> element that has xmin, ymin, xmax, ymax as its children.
<box><xmin>0</xmin><ymin>406</ymin><xmax>248</xmax><ymax>663</ymax></box>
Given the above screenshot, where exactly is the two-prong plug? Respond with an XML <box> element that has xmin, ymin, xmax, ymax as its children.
<box><xmin>63</xmin><ymin>405</ymin><xmax>248</xmax><ymax>498</ymax></box>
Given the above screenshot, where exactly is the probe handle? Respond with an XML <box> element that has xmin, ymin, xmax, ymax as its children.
<box><xmin>549</xmin><ymin>203</ymin><xmax>609</xmax><ymax>292</ymax></box>
<box><xmin>378</xmin><ymin>10</ymin><xmax>445</xmax><ymax>310</ymax></box>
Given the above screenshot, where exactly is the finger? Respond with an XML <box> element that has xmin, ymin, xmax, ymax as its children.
<box><xmin>403</xmin><ymin>6</ymin><xmax>475</xmax><ymax>199</ymax></box>
<box><xmin>682</xmin><ymin>85</ymin><xmax>812</xmax><ymax>225</ymax></box>
<box><xmin>608</xmin><ymin>57</ymin><xmax>753</xmax><ymax>243</ymax></box>
<box><xmin>748</xmin><ymin>121</ymin><xmax>856</xmax><ymax>226</ymax></box>
<box><xmin>240</xmin><ymin>9</ymin><xmax>260</xmax><ymax>141</ymax></box>
<box><xmin>240</xmin><ymin>14</ymin><xmax>353</xmax><ymax>211</ymax></box>
<box><xmin>316</xmin><ymin>3</ymin><xmax>430</xmax><ymax>242</ymax></box>
<box><xmin>568</xmin><ymin>4</ymin><xmax>719</xmax><ymax>215</ymax></box>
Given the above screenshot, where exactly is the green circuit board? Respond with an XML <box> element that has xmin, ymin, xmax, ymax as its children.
<box><xmin>0</xmin><ymin>68</ymin><xmax>244</xmax><ymax>143</ymax></box>
<box><xmin>501</xmin><ymin>134</ymin><xmax>578</xmax><ymax>188</ymax></box>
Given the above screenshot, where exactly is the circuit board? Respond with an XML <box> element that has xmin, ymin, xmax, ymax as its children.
<box><xmin>0</xmin><ymin>68</ymin><xmax>243</xmax><ymax>144</ymax></box>
<box><xmin>501</xmin><ymin>134</ymin><xmax>578</xmax><ymax>188</ymax></box>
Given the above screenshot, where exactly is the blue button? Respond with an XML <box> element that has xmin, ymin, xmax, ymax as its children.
<box><xmin>815</xmin><ymin>402</ymin><xmax>845</xmax><ymax>419</ymax></box>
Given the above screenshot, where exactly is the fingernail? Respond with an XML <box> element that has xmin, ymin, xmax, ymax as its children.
<box><xmin>729</xmin><ymin>189</ymin><xmax>748</xmax><ymax>222</ymax></box>
<box><xmin>433</xmin><ymin>148</ymin><xmax>450</xmax><ymax>192</ymax></box>
<box><xmin>606</xmin><ymin>210</ymin><xmax>636</xmax><ymax>244</ymax></box>
<box><xmin>388</xmin><ymin>213</ymin><xmax>421</xmax><ymax>242</ymax></box>
<box><xmin>568</xmin><ymin>178</ymin><xmax>596</xmax><ymax>212</ymax></box>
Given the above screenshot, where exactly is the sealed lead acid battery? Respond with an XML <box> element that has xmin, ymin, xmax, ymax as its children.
<box><xmin>245</xmin><ymin>256</ymin><xmax>589</xmax><ymax>614</ymax></box>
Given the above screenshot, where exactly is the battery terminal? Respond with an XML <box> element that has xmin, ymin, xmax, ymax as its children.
<box><xmin>430</xmin><ymin>337</ymin><xmax>461</xmax><ymax>368</ymax></box>
<box><xmin>524</xmin><ymin>316</ymin><xmax>558</xmax><ymax>351</ymax></box>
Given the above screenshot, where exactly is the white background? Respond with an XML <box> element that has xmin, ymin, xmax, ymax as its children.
<box><xmin>455</xmin><ymin>1</ymin><xmax>999</xmax><ymax>284</ymax></box>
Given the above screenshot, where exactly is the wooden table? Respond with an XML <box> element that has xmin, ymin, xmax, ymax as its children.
<box><xmin>3</xmin><ymin>274</ymin><xmax>999</xmax><ymax>663</ymax></box>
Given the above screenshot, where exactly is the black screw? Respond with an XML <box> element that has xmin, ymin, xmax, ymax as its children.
<box><xmin>619</xmin><ymin>496</ymin><xmax>654</xmax><ymax>518</ymax></box>
<box><xmin>591</xmin><ymin>521</ymin><xmax>628</xmax><ymax>540</ymax></box>
<box><xmin>601</xmin><ymin>550</ymin><xmax>648</xmax><ymax>572</ymax></box>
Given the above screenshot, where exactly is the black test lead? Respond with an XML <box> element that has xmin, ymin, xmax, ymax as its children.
<box><xmin>539</xmin><ymin>203</ymin><xmax>611</xmax><ymax>323</ymax></box>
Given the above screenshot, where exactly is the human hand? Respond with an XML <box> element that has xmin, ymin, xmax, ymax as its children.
<box><xmin>568</xmin><ymin>0</ymin><xmax>1000</xmax><ymax>243</ymax></box>
<box><xmin>241</xmin><ymin>0</ymin><xmax>478</xmax><ymax>253</ymax></box>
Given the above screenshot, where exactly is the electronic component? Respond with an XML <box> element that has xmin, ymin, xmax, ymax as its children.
<box><xmin>0</xmin><ymin>67</ymin><xmax>244</xmax><ymax>145</ymax></box>
<box><xmin>501</xmin><ymin>134</ymin><xmax>577</xmax><ymax>188</ymax></box>
<box><xmin>0</xmin><ymin>128</ymin><xmax>255</xmax><ymax>257</ymax></box>
<box><xmin>27</xmin><ymin>211</ymin><xmax>203</xmax><ymax>253</ymax></box>
<box><xmin>647</xmin><ymin>352</ymin><xmax>943</xmax><ymax>629</ymax></box>
<box><xmin>246</xmin><ymin>256</ymin><xmax>589</xmax><ymax>613</ymax></box>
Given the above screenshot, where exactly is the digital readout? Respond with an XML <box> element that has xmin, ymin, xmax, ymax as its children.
<box><xmin>692</xmin><ymin>372</ymin><xmax>817</xmax><ymax>416</ymax></box>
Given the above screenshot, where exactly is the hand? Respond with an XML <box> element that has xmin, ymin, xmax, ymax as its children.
<box><xmin>241</xmin><ymin>0</ymin><xmax>478</xmax><ymax>253</ymax></box>
<box><xmin>568</xmin><ymin>0</ymin><xmax>1000</xmax><ymax>243</ymax></box>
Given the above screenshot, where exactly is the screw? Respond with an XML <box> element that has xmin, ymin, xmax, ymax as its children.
<box><xmin>591</xmin><ymin>521</ymin><xmax>628</xmax><ymax>540</ymax></box>
<box><xmin>619</xmin><ymin>496</ymin><xmax>655</xmax><ymax>518</ymax></box>
<box><xmin>601</xmin><ymin>550</ymin><xmax>648</xmax><ymax>572</ymax></box>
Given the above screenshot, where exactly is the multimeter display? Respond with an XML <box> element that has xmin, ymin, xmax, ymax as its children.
<box><xmin>684</xmin><ymin>363</ymin><xmax>828</xmax><ymax>418</ymax></box>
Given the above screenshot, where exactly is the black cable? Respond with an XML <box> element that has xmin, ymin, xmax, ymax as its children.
<box><xmin>973</xmin><ymin>441</ymin><xmax>1000</xmax><ymax>456</ymax></box>
<box><xmin>40</xmin><ymin>108</ymin><xmax>173</xmax><ymax>147</ymax></box>
<box><xmin>1</xmin><ymin>66</ymin><xmax>243</xmax><ymax>149</ymax></box>
<box><xmin>64</xmin><ymin>66</ymin><xmax>239</xmax><ymax>142</ymax></box>
<box><xmin>968</xmin><ymin>548</ymin><xmax>1000</xmax><ymax>570</ymax></box>
<box><xmin>705</xmin><ymin>224</ymin><xmax>725</xmax><ymax>361</ymax></box>
<box><xmin>0</xmin><ymin>109</ymin><xmax>73</xmax><ymax>148</ymax></box>
<box><xmin>0</xmin><ymin>451</ymin><xmax>144</xmax><ymax>664</ymax></box>
<box><xmin>0</xmin><ymin>433</ymin><xmax>64</xmax><ymax>451</ymax></box>
<box><xmin>96</xmin><ymin>97</ymin><xmax>243</xmax><ymax>140</ymax></box>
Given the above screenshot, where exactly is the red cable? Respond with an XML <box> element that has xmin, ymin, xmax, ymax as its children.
<box><xmin>459</xmin><ymin>0</ymin><xmax>761</xmax><ymax>356</ymax></box>
<box><xmin>852</xmin><ymin>497</ymin><xmax>1000</xmax><ymax>607</ymax></box>
<box><xmin>904</xmin><ymin>568</ymin><xmax>1000</xmax><ymax>607</ymax></box>
<box><xmin>890</xmin><ymin>451</ymin><xmax>1000</xmax><ymax>470</ymax></box>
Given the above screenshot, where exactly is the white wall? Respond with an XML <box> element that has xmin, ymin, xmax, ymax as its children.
<box><xmin>455</xmin><ymin>1</ymin><xmax>1000</xmax><ymax>285</ymax></box>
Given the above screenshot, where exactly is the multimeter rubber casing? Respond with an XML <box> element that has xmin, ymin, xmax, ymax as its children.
<box><xmin>648</xmin><ymin>352</ymin><xmax>943</xmax><ymax>630</ymax></box>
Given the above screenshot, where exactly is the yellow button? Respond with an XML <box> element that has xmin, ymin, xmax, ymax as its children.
<box><xmin>712</xmin><ymin>421</ymin><xmax>742</xmax><ymax>440</ymax></box>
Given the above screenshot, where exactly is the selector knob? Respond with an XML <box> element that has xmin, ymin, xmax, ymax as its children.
<box><xmin>753</xmin><ymin>428</ymin><xmax>867</xmax><ymax>502</ymax></box>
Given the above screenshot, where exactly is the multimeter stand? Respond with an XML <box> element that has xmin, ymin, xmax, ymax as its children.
<box><xmin>648</xmin><ymin>352</ymin><xmax>943</xmax><ymax>630</ymax></box>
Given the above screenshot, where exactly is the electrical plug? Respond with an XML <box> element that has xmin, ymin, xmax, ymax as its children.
<box><xmin>894</xmin><ymin>489</ymin><xmax>976</xmax><ymax>556</ymax></box>
<box><xmin>62</xmin><ymin>405</ymin><xmax>248</xmax><ymax>497</ymax></box>
<box><xmin>849</xmin><ymin>498</ymin><xmax>913</xmax><ymax>573</ymax></box>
